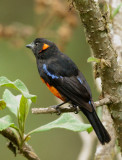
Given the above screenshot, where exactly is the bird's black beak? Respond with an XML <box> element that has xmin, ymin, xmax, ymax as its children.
<box><xmin>26</xmin><ymin>42</ymin><xmax>34</xmax><ymax>49</ymax></box>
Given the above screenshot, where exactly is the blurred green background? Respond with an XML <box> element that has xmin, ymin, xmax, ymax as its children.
<box><xmin>0</xmin><ymin>0</ymin><xmax>99</xmax><ymax>159</ymax></box>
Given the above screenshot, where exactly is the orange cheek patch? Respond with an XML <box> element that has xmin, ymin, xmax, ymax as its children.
<box><xmin>42</xmin><ymin>43</ymin><xmax>49</xmax><ymax>50</ymax></box>
<box><xmin>39</xmin><ymin>43</ymin><xmax>49</xmax><ymax>53</ymax></box>
<box><xmin>41</xmin><ymin>77</ymin><xmax>65</xmax><ymax>101</ymax></box>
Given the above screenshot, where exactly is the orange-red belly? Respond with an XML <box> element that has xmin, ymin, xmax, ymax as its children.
<box><xmin>41</xmin><ymin>78</ymin><xmax>65</xmax><ymax>101</ymax></box>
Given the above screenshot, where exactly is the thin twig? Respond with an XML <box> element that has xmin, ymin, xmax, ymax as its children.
<box><xmin>32</xmin><ymin>97</ymin><xmax>112</xmax><ymax>114</ymax></box>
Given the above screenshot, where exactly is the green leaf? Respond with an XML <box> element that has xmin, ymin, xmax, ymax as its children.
<box><xmin>0</xmin><ymin>99</ymin><xmax>6</xmax><ymax>110</ymax></box>
<box><xmin>18</xmin><ymin>95</ymin><xmax>31</xmax><ymax>134</ymax></box>
<box><xmin>111</xmin><ymin>3</ymin><xmax>122</xmax><ymax>19</ymax></box>
<box><xmin>0</xmin><ymin>115</ymin><xmax>14</xmax><ymax>131</ymax></box>
<box><xmin>3</xmin><ymin>89</ymin><xmax>20</xmax><ymax>116</ymax></box>
<box><xmin>19</xmin><ymin>95</ymin><xmax>31</xmax><ymax>122</ymax></box>
<box><xmin>87</xmin><ymin>57</ymin><xmax>100</xmax><ymax>63</ymax></box>
<box><xmin>28</xmin><ymin>113</ymin><xmax>93</xmax><ymax>135</ymax></box>
<box><xmin>3</xmin><ymin>89</ymin><xmax>31</xmax><ymax>134</ymax></box>
<box><xmin>0</xmin><ymin>76</ymin><xmax>36</xmax><ymax>102</ymax></box>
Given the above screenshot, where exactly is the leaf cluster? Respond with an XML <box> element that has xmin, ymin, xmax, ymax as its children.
<box><xmin>0</xmin><ymin>76</ymin><xmax>92</xmax><ymax>150</ymax></box>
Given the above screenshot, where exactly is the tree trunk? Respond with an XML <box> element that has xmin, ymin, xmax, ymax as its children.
<box><xmin>73</xmin><ymin>0</ymin><xmax>122</xmax><ymax>155</ymax></box>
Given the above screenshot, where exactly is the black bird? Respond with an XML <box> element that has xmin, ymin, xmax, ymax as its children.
<box><xmin>26</xmin><ymin>38</ymin><xmax>111</xmax><ymax>144</ymax></box>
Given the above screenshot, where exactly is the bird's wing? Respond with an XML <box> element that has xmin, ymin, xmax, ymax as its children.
<box><xmin>41</xmin><ymin>60</ymin><xmax>93</xmax><ymax>112</ymax></box>
<box><xmin>55</xmin><ymin>76</ymin><xmax>93</xmax><ymax>112</ymax></box>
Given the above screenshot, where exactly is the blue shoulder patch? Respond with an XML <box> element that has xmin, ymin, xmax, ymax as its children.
<box><xmin>89</xmin><ymin>100</ymin><xmax>91</xmax><ymax>104</ymax></box>
<box><xmin>77</xmin><ymin>76</ymin><xmax>83</xmax><ymax>84</ymax></box>
<box><xmin>43</xmin><ymin>64</ymin><xmax>62</xmax><ymax>79</ymax></box>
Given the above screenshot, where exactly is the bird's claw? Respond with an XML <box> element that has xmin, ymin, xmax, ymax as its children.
<box><xmin>73</xmin><ymin>105</ymin><xmax>79</xmax><ymax>114</ymax></box>
<box><xmin>51</xmin><ymin>105</ymin><xmax>61</xmax><ymax>115</ymax></box>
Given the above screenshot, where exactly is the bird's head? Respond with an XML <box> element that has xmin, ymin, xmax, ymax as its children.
<box><xmin>26</xmin><ymin>38</ymin><xmax>58</xmax><ymax>59</ymax></box>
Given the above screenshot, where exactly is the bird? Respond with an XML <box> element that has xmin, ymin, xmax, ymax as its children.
<box><xmin>26</xmin><ymin>38</ymin><xmax>111</xmax><ymax>144</ymax></box>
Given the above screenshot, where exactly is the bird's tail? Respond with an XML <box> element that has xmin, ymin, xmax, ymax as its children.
<box><xmin>80</xmin><ymin>104</ymin><xmax>111</xmax><ymax>144</ymax></box>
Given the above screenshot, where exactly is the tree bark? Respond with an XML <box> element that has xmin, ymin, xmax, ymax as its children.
<box><xmin>73</xmin><ymin>0</ymin><xmax>122</xmax><ymax>153</ymax></box>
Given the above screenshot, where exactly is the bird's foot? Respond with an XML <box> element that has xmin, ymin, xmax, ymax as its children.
<box><xmin>72</xmin><ymin>105</ymin><xmax>79</xmax><ymax>114</ymax></box>
<box><xmin>51</xmin><ymin>101</ymin><xmax>68</xmax><ymax>115</ymax></box>
<box><xmin>52</xmin><ymin>105</ymin><xmax>61</xmax><ymax>115</ymax></box>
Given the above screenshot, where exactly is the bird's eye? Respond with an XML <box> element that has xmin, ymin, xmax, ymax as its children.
<box><xmin>35</xmin><ymin>42</ymin><xmax>38</xmax><ymax>46</ymax></box>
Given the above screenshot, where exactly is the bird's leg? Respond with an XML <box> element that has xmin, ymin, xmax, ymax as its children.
<box><xmin>51</xmin><ymin>101</ymin><xmax>69</xmax><ymax>115</ymax></box>
<box><xmin>72</xmin><ymin>105</ymin><xmax>79</xmax><ymax>114</ymax></box>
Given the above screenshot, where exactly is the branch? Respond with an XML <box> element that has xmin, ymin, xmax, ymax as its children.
<box><xmin>32</xmin><ymin>97</ymin><xmax>112</xmax><ymax>114</ymax></box>
<box><xmin>0</xmin><ymin>128</ymin><xmax>40</xmax><ymax>160</ymax></box>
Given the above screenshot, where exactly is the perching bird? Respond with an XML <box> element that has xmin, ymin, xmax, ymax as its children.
<box><xmin>26</xmin><ymin>38</ymin><xmax>111</xmax><ymax>144</ymax></box>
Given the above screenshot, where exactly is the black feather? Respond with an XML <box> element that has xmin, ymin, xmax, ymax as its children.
<box><xmin>81</xmin><ymin>104</ymin><xmax>111</xmax><ymax>144</ymax></box>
